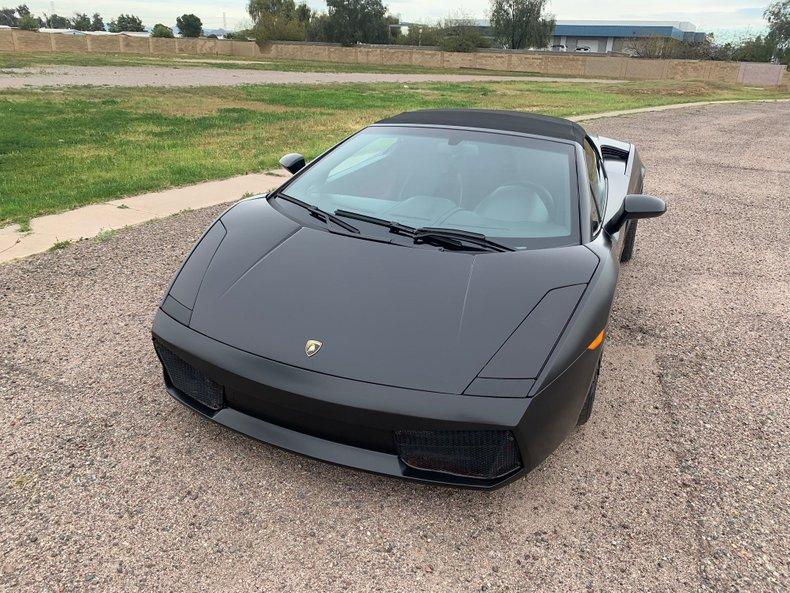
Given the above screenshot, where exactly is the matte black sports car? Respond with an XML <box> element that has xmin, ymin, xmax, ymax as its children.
<box><xmin>152</xmin><ymin>109</ymin><xmax>665</xmax><ymax>488</ymax></box>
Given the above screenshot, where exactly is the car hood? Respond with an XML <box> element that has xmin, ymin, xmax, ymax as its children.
<box><xmin>188</xmin><ymin>199</ymin><xmax>598</xmax><ymax>394</ymax></box>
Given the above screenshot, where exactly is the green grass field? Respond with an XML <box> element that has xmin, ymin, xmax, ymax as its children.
<box><xmin>0</xmin><ymin>78</ymin><xmax>785</xmax><ymax>228</ymax></box>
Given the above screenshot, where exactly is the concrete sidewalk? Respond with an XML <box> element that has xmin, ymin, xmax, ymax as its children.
<box><xmin>0</xmin><ymin>172</ymin><xmax>286</xmax><ymax>263</ymax></box>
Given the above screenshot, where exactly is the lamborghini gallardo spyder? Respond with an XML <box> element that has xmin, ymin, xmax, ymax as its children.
<box><xmin>152</xmin><ymin>109</ymin><xmax>666</xmax><ymax>488</ymax></box>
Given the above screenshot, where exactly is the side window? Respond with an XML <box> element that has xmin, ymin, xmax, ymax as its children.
<box><xmin>583</xmin><ymin>139</ymin><xmax>606</xmax><ymax>234</ymax></box>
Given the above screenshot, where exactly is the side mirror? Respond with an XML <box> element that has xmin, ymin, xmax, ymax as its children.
<box><xmin>279</xmin><ymin>153</ymin><xmax>306</xmax><ymax>175</ymax></box>
<box><xmin>605</xmin><ymin>194</ymin><xmax>666</xmax><ymax>235</ymax></box>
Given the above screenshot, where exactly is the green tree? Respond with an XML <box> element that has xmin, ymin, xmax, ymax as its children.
<box><xmin>306</xmin><ymin>13</ymin><xmax>331</xmax><ymax>41</ymax></box>
<box><xmin>151</xmin><ymin>23</ymin><xmax>174</xmax><ymax>38</ymax></box>
<box><xmin>248</xmin><ymin>0</ymin><xmax>308</xmax><ymax>42</ymax></box>
<box><xmin>176</xmin><ymin>13</ymin><xmax>202</xmax><ymax>37</ymax></box>
<box><xmin>489</xmin><ymin>0</ymin><xmax>554</xmax><ymax>49</ymax></box>
<box><xmin>253</xmin><ymin>17</ymin><xmax>306</xmax><ymax>41</ymax></box>
<box><xmin>325</xmin><ymin>0</ymin><xmax>390</xmax><ymax>46</ymax></box>
<box><xmin>731</xmin><ymin>34</ymin><xmax>788</xmax><ymax>64</ymax></box>
<box><xmin>0</xmin><ymin>7</ymin><xmax>17</xmax><ymax>26</ymax></box>
<box><xmin>108</xmin><ymin>14</ymin><xmax>145</xmax><ymax>32</ymax></box>
<box><xmin>765</xmin><ymin>1</ymin><xmax>789</xmax><ymax>51</ymax></box>
<box><xmin>296</xmin><ymin>2</ymin><xmax>312</xmax><ymax>23</ymax></box>
<box><xmin>17</xmin><ymin>12</ymin><xmax>38</xmax><ymax>30</ymax></box>
<box><xmin>248</xmin><ymin>0</ymin><xmax>296</xmax><ymax>22</ymax></box>
<box><xmin>71</xmin><ymin>13</ymin><xmax>91</xmax><ymax>31</ymax></box>
<box><xmin>44</xmin><ymin>13</ymin><xmax>71</xmax><ymax>28</ymax></box>
<box><xmin>90</xmin><ymin>13</ymin><xmax>104</xmax><ymax>31</ymax></box>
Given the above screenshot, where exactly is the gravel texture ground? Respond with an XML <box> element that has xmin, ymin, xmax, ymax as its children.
<box><xmin>1</xmin><ymin>102</ymin><xmax>788</xmax><ymax>592</ymax></box>
<box><xmin>0</xmin><ymin>65</ymin><xmax>614</xmax><ymax>88</ymax></box>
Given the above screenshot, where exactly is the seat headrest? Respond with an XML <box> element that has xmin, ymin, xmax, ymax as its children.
<box><xmin>474</xmin><ymin>185</ymin><xmax>550</xmax><ymax>223</ymax></box>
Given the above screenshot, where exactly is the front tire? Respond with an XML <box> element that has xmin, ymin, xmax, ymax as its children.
<box><xmin>620</xmin><ymin>219</ymin><xmax>638</xmax><ymax>263</ymax></box>
<box><xmin>577</xmin><ymin>358</ymin><xmax>601</xmax><ymax>426</ymax></box>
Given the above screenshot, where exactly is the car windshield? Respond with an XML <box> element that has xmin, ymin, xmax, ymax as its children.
<box><xmin>281</xmin><ymin>125</ymin><xmax>580</xmax><ymax>249</ymax></box>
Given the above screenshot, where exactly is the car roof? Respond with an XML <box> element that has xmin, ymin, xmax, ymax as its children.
<box><xmin>375</xmin><ymin>109</ymin><xmax>587</xmax><ymax>145</ymax></box>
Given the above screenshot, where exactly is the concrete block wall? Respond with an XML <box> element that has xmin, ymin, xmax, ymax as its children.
<box><xmin>50</xmin><ymin>34</ymin><xmax>87</xmax><ymax>53</ymax></box>
<box><xmin>0</xmin><ymin>29</ymin><xmax>13</xmax><ymax>51</ymax></box>
<box><xmin>9</xmin><ymin>29</ymin><xmax>53</xmax><ymax>52</ymax></box>
<box><xmin>0</xmin><ymin>29</ymin><xmax>261</xmax><ymax>59</ymax></box>
<box><xmin>86</xmin><ymin>35</ymin><xmax>122</xmax><ymax>53</ymax></box>
<box><xmin>583</xmin><ymin>56</ymin><xmax>628</xmax><ymax>79</ymax></box>
<box><xmin>411</xmin><ymin>50</ymin><xmax>442</xmax><ymax>69</ymax></box>
<box><xmin>119</xmin><ymin>35</ymin><xmax>149</xmax><ymax>54</ymax></box>
<box><xmin>150</xmin><ymin>37</ymin><xmax>177</xmax><ymax>55</ymax></box>
<box><xmin>474</xmin><ymin>52</ymin><xmax>509</xmax><ymax>71</ymax></box>
<box><xmin>707</xmin><ymin>61</ymin><xmax>741</xmax><ymax>83</ymax></box>
<box><xmin>738</xmin><ymin>62</ymin><xmax>785</xmax><ymax>86</ymax></box>
<box><xmin>0</xmin><ymin>30</ymin><xmax>785</xmax><ymax>86</ymax></box>
<box><xmin>258</xmin><ymin>41</ymin><xmax>785</xmax><ymax>87</ymax></box>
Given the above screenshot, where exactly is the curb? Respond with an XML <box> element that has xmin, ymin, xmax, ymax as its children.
<box><xmin>0</xmin><ymin>173</ymin><xmax>287</xmax><ymax>264</ymax></box>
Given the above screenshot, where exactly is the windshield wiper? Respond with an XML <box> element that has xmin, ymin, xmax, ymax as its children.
<box><xmin>274</xmin><ymin>193</ymin><xmax>359</xmax><ymax>234</ymax></box>
<box><xmin>413</xmin><ymin>227</ymin><xmax>515</xmax><ymax>252</ymax></box>
<box><xmin>334</xmin><ymin>210</ymin><xmax>416</xmax><ymax>236</ymax></box>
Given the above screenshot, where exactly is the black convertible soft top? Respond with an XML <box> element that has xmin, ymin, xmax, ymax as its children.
<box><xmin>375</xmin><ymin>109</ymin><xmax>587</xmax><ymax>145</ymax></box>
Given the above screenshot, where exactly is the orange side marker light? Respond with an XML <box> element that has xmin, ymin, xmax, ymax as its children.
<box><xmin>587</xmin><ymin>330</ymin><xmax>605</xmax><ymax>350</ymax></box>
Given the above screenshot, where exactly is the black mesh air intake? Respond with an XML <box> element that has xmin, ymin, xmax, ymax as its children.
<box><xmin>155</xmin><ymin>342</ymin><xmax>224</xmax><ymax>411</ymax></box>
<box><xmin>601</xmin><ymin>145</ymin><xmax>630</xmax><ymax>161</ymax></box>
<box><xmin>394</xmin><ymin>430</ymin><xmax>521</xmax><ymax>480</ymax></box>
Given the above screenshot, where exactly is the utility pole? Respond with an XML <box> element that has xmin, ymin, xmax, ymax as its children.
<box><xmin>222</xmin><ymin>12</ymin><xmax>227</xmax><ymax>30</ymax></box>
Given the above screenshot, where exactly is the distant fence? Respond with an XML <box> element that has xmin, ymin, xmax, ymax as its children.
<box><xmin>262</xmin><ymin>42</ymin><xmax>786</xmax><ymax>87</ymax></box>
<box><xmin>0</xmin><ymin>29</ymin><xmax>261</xmax><ymax>58</ymax></box>
<box><xmin>0</xmin><ymin>30</ymin><xmax>785</xmax><ymax>87</ymax></box>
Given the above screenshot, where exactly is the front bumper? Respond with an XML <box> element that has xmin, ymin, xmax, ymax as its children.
<box><xmin>152</xmin><ymin>310</ymin><xmax>598</xmax><ymax>489</ymax></box>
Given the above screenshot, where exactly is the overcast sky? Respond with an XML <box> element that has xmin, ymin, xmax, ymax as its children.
<box><xmin>24</xmin><ymin>1</ymin><xmax>769</xmax><ymax>33</ymax></box>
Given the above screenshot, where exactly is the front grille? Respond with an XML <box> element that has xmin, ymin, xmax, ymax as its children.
<box><xmin>154</xmin><ymin>342</ymin><xmax>224</xmax><ymax>411</ymax></box>
<box><xmin>394</xmin><ymin>430</ymin><xmax>521</xmax><ymax>480</ymax></box>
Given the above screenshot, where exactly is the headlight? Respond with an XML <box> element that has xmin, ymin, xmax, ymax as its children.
<box><xmin>161</xmin><ymin>221</ymin><xmax>226</xmax><ymax>325</ymax></box>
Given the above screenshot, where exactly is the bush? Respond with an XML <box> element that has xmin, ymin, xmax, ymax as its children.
<box><xmin>176</xmin><ymin>14</ymin><xmax>203</xmax><ymax>38</ymax></box>
<box><xmin>395</xmin><ymin>25</ymin><xmax>442</xmax><ymax>46</ymax></box>
<box><xmin>108</xmin><ymin>14</ymin><xmax>144</xmax><ymax>33</ymax></box>
<box><xmin>224</xmin><ymin>30</ymin><xmax>253</xmax><ymax>40</ymax></box>
<box><xmin>439</xmin><ymin>34</ymin><xmax>475</xmax><ymax>53</ymax></box>
<box><xmin>731</xmin><ymin>35</ymin><xmax>788</xmax><ymax>64</ymax></box>
<box><xmin>18</xmin><ymin>13</ymin><xmax>40</xmax><ymax>30</ymax></box>
<box><xmin>253</xmin><ymin>17</ymin><xmax>306</xmax><ymax>42</ymax></box>
<box><xmin>438</xmin><ymin>30</ymin><xmax>490</xmax><ymax>53</ymax></box>
<box><xmin>151</xmin><ymin>23</ymin><xmax>174</xmax><ymax>38</ymax></box>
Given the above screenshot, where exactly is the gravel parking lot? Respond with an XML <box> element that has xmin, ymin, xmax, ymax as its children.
<box><xmin>0</xmin><ymin>65</ymin><xmax>610</xmax><ymax>89</ymax></box>
<box><xmin>1</xmin><ymin>102</ymin><xmax>787</xmax><ymax>592</ymax></box>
